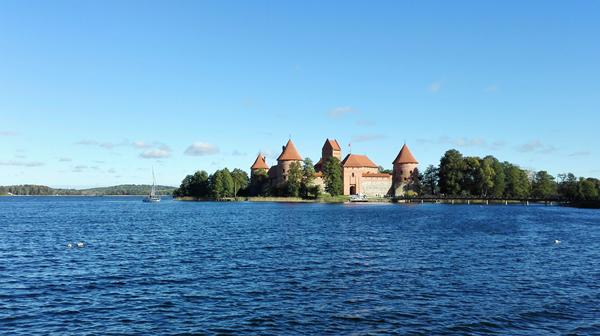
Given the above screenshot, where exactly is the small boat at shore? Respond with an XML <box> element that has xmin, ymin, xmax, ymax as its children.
<box><xmin>143</xmin><ymin>168</ymin><xmax>161</xmax><ymax>203</ymax></box>
<box><xmin>349</xmin><ymin>194</ymin><xmax>368</xmax><ymax>202</ymax></box>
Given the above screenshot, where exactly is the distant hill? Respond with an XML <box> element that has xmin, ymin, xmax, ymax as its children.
<box><xmin>0</xmin><ymin>184</ymin><xmax>177</xmax><ymax>196</ymax></box>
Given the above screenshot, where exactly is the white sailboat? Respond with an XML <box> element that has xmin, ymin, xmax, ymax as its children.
<box><xmin>143</xmin><ymin>168</ymin><xmax>161</xmax><ymax>203</ymax></box>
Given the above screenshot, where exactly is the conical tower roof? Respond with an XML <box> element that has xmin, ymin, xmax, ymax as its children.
<box><xmin>251</xmin><ymin>153</ymin><xmax>269</xmax><ymax>169</ymax></box>
<box><xmin>277</xmin><ymin>139</ymin><xmax>302</xmax><ymax>161</ymax></box>
<box><xmin>393</xmin><ymin>144</ymin><xmax>418</xmax><ymax>164</ymax></box>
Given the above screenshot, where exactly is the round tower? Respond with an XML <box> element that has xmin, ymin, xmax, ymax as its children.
<box><xmin>392</xmin><ymin>144</ymin><xmax>419</xmax><ymax>196</ymax></box>
<box><xmin>276</xmin><ymin>139</ymin><xmax>303</xmax><ymax>184</ymax></box>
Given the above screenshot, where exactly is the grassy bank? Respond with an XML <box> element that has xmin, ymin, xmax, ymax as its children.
<box><xmin>174</xmin><ymin>195</ymin><xmax>398</xmax><ymax>204</ymax></box>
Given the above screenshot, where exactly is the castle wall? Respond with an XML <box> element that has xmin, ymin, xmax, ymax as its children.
<box><xmin>360</xmin><ymin>176</ymin><xmax>392</xmax><ymax>197</ymax></box>
<box><xmin>342</xmin><ymin>166</ymin><xmax>379</xmax><ymax>195</ymax></box>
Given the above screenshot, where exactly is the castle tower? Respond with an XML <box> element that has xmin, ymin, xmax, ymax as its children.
<box><xmin>250</xmin><ymin>153</ymin><xmax>269</xmax><ymax>175</ymax></box>
<box><xmin>314</xmin><ymin>138</ymin><xmax>342</xmax><ymax>172</ymax></box>
<box><xmin>276</xmin><ymin>139</ymin><xmax>303</xmax><ymax>185</ymax></box>
<box><xmin>392</xmin><ymin>144</ymin><xmax>419</xmax><ymax>196</ymax></box>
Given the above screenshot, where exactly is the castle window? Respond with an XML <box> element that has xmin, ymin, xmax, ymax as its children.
<box><xmin>352</xmin><ymin>173</ymin><xmax>354</xmax><ymax>177</ymax></box>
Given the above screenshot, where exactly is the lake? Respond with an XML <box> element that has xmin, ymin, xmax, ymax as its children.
<box><xmin>1</xmin><ymin>197</ymin><xmax>599</xmax><ymax>335</ymax></box>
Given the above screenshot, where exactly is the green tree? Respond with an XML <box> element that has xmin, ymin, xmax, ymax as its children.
<box><xmin>531</xmin><ymin>171</ymin><xmax>557</xmax><ymax>199</ymax></box>
<box><xmin>462</xmin><ymin>156</ymin><xmax>482</xmax><ymax>196</ymax></box>
<box><xmin>479</xmin><ymin>157</ymin><xmax>496</xmax><ymax>197</ymax></box>
<box><xmin>422</xmin><ymin>165</ymin><xmax>439</xmax><ymax>195</ymax></box>
<box><xmin>250</xmin><ymin>170</ymin><xmax>270</xmax><ymax>196</ymax></box>
<box><xmin>323</xmin><ymin>156</ymin><xmax>343</xmax><ymax>196</ymax></box>
<box><xmin>300</xmin><ymin>158</ymin><xmax>317</xmax><ymax>198</ymax></box>
<box><xmin>221</xmin><ymin>168</ymin><xmax>234</xmax><ymax>197</ymax></box>
<box><xmin>504</xmin><ymin>164</ymin><xmax>530</xmax><ymax>198</ymax></box>
<box><xmin>210</xmin><ymin>170</ymin><xmax>225</xmax><ymax>198</ymax></box>
<box><xmin>189</xmin><ymin>170</ymin><xmax>210</xmax><ymax>197</ymax></box>
<box><xmin>438</xmin><ymin>149</ymin><xmax>465</xmax><ymax>196</ymax></box>
<box><xmin>231</xmin><ymin>168</ymin><xmax>249</xmax><ymax>196</ymax></box>
<box><xmin>557</xmin><ymin>173</ymin><xmax>579</xmax><ymax>200</ymax></box>
<box><xmin>487</xmin><ymin>157</ymin><xmax>506</xmax><ymax>198</ymax></box>
<box><xmin>578</xmin><ymin>178</ymin><xmax>599</xmax><ymax>200</ymax></box>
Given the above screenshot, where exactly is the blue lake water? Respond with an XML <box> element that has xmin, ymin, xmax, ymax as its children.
<box><xmin>0</xmin><ymin>197</ymin><xmax>599</xmax><ymax>335</ymax></box>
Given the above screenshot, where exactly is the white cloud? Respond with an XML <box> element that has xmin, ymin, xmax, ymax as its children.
<box><xmin>140</xmin><ymin>148</ymin><xmax>171</xmax><ymax>159</ymax></box>
<box><xmin>428</xmin><ymin>81</ymin><xmax>442</xmax><ymax>93</ymax></box>
<box><xmin>232</xmin><ymin>150</ymin><xmax>246</xmax><ymax>156</ymax></box>
<box><xmin>132</xmin><ymin>141</ymin><xmax>152</xmax><ymax>149</ymax></box>
<box><xmin>328</xmin><ymin>106</ymin><xmax>357</xmax><ymax>118</ymax></box>
<box><xmin>184</xmin><ymin>142</ymin><xmax>219</xmax><ymax>156</ymax></box>
<box><xmin>59</xmin><ymin>157</ymin><xmax>72</xmax><ymax>162</ymax></box>
<box><xmin>0</xmin><ymin>131</ymin><xmax>18</xmax><ymax>136</ymax></box>
<box><xmin>0</xmin><ymin>160</ymin><xmax>44</xmax><ymax>167</ymax></box>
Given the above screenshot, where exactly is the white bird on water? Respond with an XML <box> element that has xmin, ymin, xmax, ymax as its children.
<box><xmin>76</xmin><ymin>242</ymin><xmax>85</xmax><ymax>248</ymax></box>
<box><xmin>67</xmin><ymin>242</ymin><xmax>73</xmax><ymax>248</ymax></box>
<box><xmin>554</xmin><ymin>239</ymin><xmax>561</xmax><ymax>244</ymax></box>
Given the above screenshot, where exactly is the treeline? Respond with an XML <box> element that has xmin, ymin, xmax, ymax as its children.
<box><xmin>417</xmin><ymin>149</ymin><xmax>600</xmax><ymax>200</ymax></box>
<box><xmin>0</xmin><ymin>184</ymin><xmax>176</xmax><ymax>196</ymax></box>
<box><xmin>174</xmin><ymin>157</ymin><xmax>345</xmax><ymax>199</ymax></box>
<box><xmin>173</xmin><ymin>168</ymin><xmax>250</xmax><ymax>198</ymax></box>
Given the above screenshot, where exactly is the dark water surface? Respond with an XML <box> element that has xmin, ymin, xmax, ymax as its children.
<box><xmin>1</xmin><ymin>197</ymin><xmax>599</xmax><ymax>335</ymax></box>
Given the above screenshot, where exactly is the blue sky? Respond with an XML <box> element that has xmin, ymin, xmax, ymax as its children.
<box><xmin>1</xmin><ymin>1</ymin><xmax>599</xmax><ymax>188</ymax></box>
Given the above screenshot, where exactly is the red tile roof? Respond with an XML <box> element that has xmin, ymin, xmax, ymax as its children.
<box><xmin>324</xmin><ymin>138</ymin><xmax>341</xmax><ymax>151</ymax></box>
<box><xmin>314</xmin><ymin>158</ymin><xmax>324</xmax><ymax>172</ymax></box>
<box><xmin>277</xmin><ymin>139</ymin><xmax>303</xmax><ymax>161</ymax></box>
<box><xmin>341</xmin><ymin>154</ymin><xmax>378</xmax><ymax>168</ymax></box>
<box><xmin>314</xmin><ymin>171</ymin><xmax>324</xmax><ymax>178</ymax></box>
<box><xmin>362</xmin><ymin>172</ymin><xmax>392</xmax><ymax>178</ymax></box>
<box><xmin>251</xmin><ymin>154</ymin><xmax>269</xmax><ymax>169</ymax></box>
<box><xmin>393</xmin><ymin>144</ymin><xmax>418</xmax><ymax>164</ymax></box>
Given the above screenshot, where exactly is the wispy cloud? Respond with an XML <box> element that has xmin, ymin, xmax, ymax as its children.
<box><xmin>351</xmin><ymin>133</ymin><xmax>387</xmax><ymax>143</ymax></box>
<box><xmin>356</xmin><ymin>119</ymin><xmax>375</xmax><ymax>127</ymax></box>
<box><xmin>72</xmin><ymin>165</ymin><xmax>88</xmax><ymax>173</ymax></box>
<box><xmin>568</xmin><ymin>151</ymin><xmax>590</xmax><ymax>157</ymax></box>
<box><xmin>417</xmin><ymin>136</ymin><xmax>505</xmax><ymax>150</ymax></box>
<box><xmin>184</xmin><ymin>142</ymin><xmax>219</xmax><ymax>156</ymax></box>
<box><xmin>428</xmin><ymin>81</ymin><xmax>442</xmax><ymax>93</ymax></box>
<box><xmin>517</xmin><ymin>140</ymin><xmax>556</xmax><ymax>154</ymax></box>
<box><xmin>0</xmin><ymin>160</ymin><xmax>44</xmax><ymax>167</ymax></box>
<box><xmin>58</xmin><ymin>157</ymin><xmax>72</xmax><ymax>162</ymax></box>
<box><xmin>231</xmin><ymin>150</ymin><xmax>246</xmax><ymax>156</ymax></box>
<box><xmin>484</xmin><ymin>84</ymin><xmax>498</xmax><ymax>93</ymax></box>
<box><xmin>0</xmin><ymin>131</ymin><xmax>18</xmax><ymax>136</ymax></box>
<box><xmin>328</xmin><ymin>106</ymin><xmax>357</xmax><ymax>118</ymax></box>
<box><xmin>75</xmin><ymin>139</ymin><xmax>128</xmax><ymax>149</ymax></box>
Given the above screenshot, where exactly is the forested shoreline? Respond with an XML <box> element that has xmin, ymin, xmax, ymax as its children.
<box><xmin>0</xmin><ymin>184</ymin><xmax>176</xmax><ymax>196</ymax></box>
<box><xmin>418</xmin><ymin>149</ymin><xmax>599</xmax><ymax>201</ymax></box>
